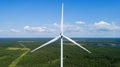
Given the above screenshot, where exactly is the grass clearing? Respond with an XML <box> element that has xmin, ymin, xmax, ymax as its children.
<box><xmin>6</xmin><ymin>44</ymin><xmax>30</xmax><ymax>67</ymax></box>
<box><xmin>6</xmin><ymin>47</ymin><xmax>22</xmax><ymax>50</ymax></box>
<box><xmin>9</xmin><ymin>48</ymin><xmax>30</xmax><ymax>67</ymax></box>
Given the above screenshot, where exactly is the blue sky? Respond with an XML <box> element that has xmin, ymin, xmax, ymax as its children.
<box><xmin>0</xmin><ymin>0</ymin><xmax>120</xmax><ymax>38</ymax></box>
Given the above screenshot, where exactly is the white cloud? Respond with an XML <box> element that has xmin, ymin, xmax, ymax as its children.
<box><xmin>0</xmin><ymin>30</ymin><xmax>3</xmax><ymax>32</ymax></box>
<box><xmin>0</xmin><ymin>20</ymin><xmax>120</xmax><ymax>37</ymax></box>
<box><xmin>10</xmin><ymin>29</ymin><xmax>21</xmax><ymax>33</ymax></box>
<box><xmin>53</xmin><ymin>23</ymin><xmax>83</xmax><ymax>32</ymax></box>
<box><xmin>75</xmin><ymin>21</ymin><xmax>85</xmax><ymax>24</ymax></box>
<box><xmin>24</xmin><ymin>26</ymin><xmax>47</xmax><ymax>32</ymax></box>
<box><xmin>53</xmin><ymin>23</ymin><xmax>73</xmax><ymax>28</ymax></box>
<box><xmin>53</xmin><ymin>23</ymin><xmax>60</xmax><ymax>27</ymax></box>
<box><xmin>94</xmin><ymin>21</ymin><xmax>120</xmax><ymax>31</ymax></box>
<box><xmin>94</xmin><ymin>21</ymin><xmax>110</xmax><ymax>27</ymax></box>
<box><xmin>23</xmin><ymin>21</ymin><xmax>120</xmax><ymax>34</ymax></box>
<box><xmin>67</xmin><ymin>26</ymin><xmax>83</xmax><ymax>32</ymax></box>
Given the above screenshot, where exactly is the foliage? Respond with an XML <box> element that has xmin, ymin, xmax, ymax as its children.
<box><xmin>0</xmin><ymin>39</ymin><xmax>120</xmax><ymax>67</ymax></box>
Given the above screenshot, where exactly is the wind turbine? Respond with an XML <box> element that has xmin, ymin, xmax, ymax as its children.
<box><xmin>31</xmin><ymin>3</ymin><xmax>91</xmax><ymax>67</ymax></box>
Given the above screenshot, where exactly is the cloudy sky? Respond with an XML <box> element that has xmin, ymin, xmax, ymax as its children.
<box><xmin>0</xmin><ymin>0</ymin><xmax>120</xmax><ymax>38</ymax></box>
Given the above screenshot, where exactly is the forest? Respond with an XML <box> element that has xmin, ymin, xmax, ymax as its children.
<box><xmin>0</xmin><ymin>38</ymin><xmax>120</xmax><ymax>67</ymax></box>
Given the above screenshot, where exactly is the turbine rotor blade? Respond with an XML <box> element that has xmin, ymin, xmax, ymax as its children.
<box><xmin>61</xmin><ymin>3</ymin><xmax>64</xmax><ymax>35</ymax></box>
<box><xmin>31</xmin><ymin>35</ymin><xmax>61</xmax><ymax>52</ymax></box>
<box><xmin>63</xmin><ymin>35</ymin><xmax>91</xmax><ymax>53</ymax></box>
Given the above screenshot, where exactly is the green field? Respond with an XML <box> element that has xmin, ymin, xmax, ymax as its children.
<box><xmin>0</xmin><ymin>39</ymin><xmax>120</xmax><ymax>67</ymax></box>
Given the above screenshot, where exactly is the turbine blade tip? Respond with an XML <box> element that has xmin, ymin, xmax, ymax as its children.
<box><xmin>88</xmin><ymin>51</ymin><xmax>92</xmax><ymax>53</ymax></box>
<box><xmin>30</xmin><ymin>50</ymin><xmax>35</xmax><ymax>53</ymax></box>
<box><xmin>30</xmin><ymin>51</ymin><xmax>33</xmax><ymax>53</ymax></box>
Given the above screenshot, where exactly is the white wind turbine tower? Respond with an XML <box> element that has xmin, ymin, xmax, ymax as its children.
<box><xmin>31</xmin><ymin>3</ymin><xmax>91</xmax><ymax>67</ymax></box>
